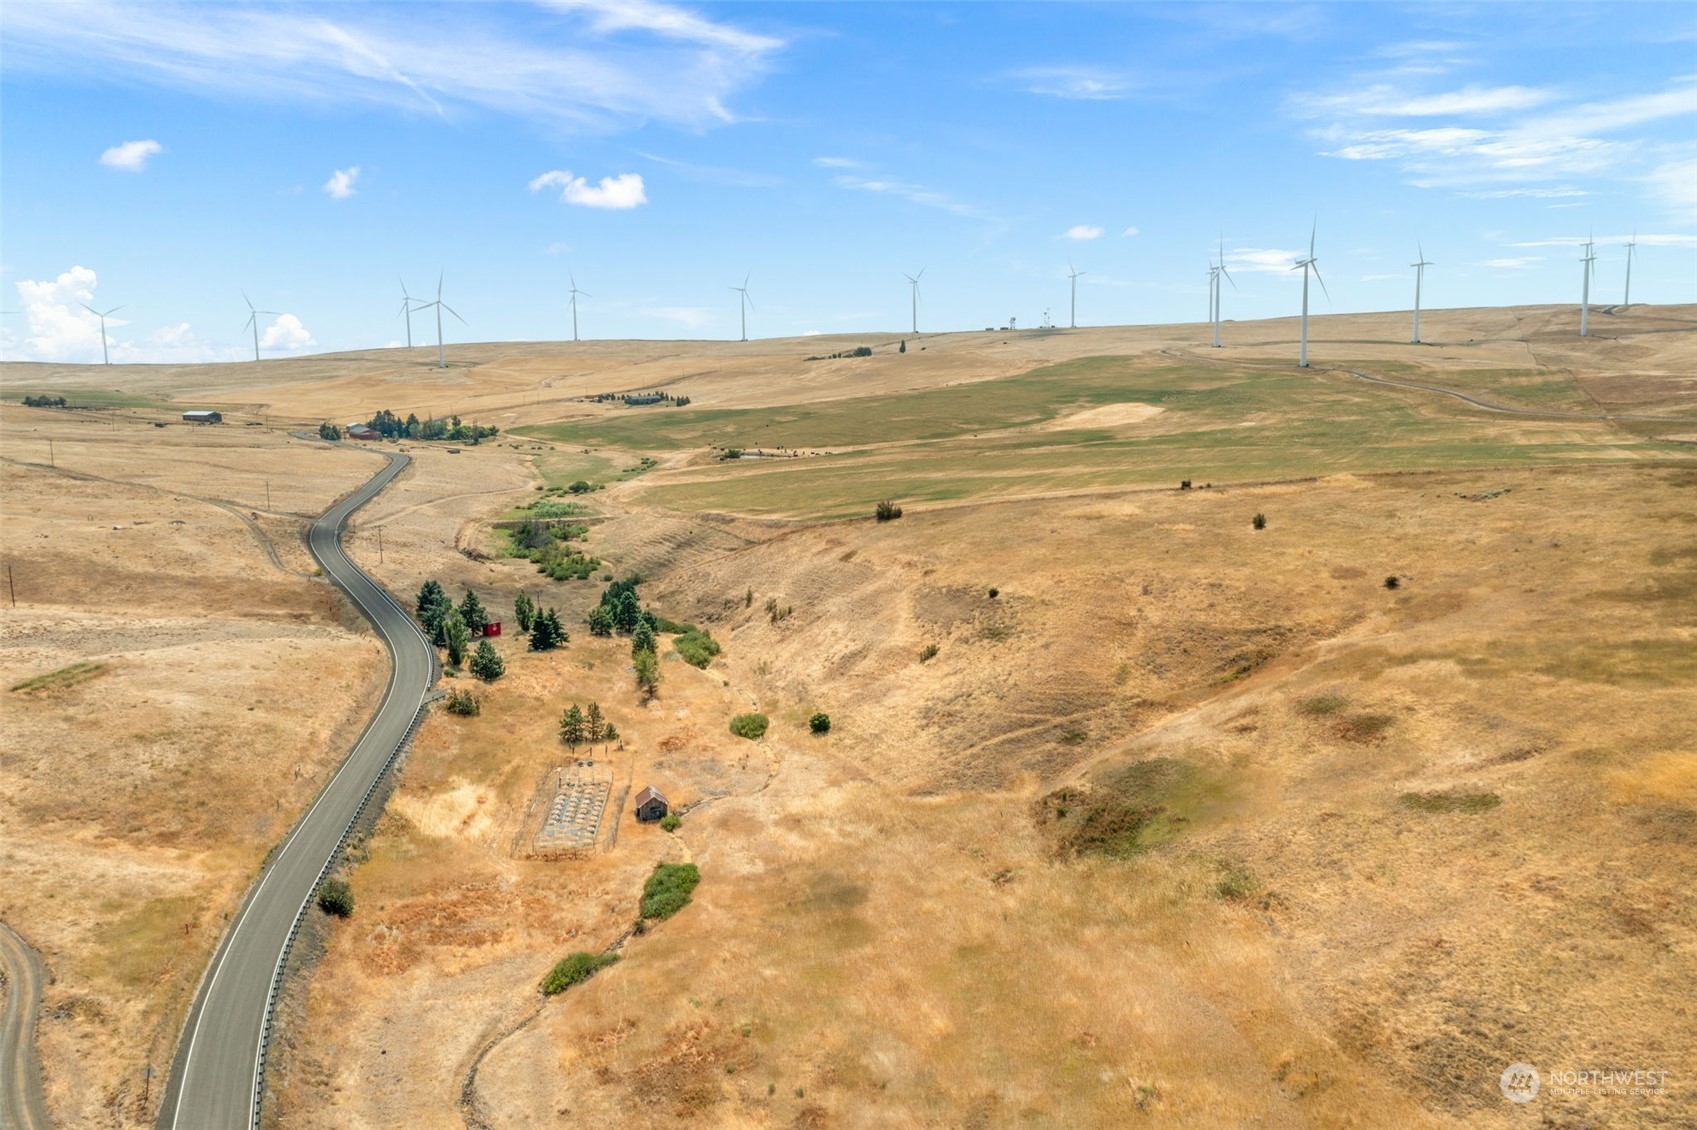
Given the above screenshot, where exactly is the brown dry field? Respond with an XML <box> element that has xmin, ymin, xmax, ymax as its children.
<box><xmin>5</xmin><ymin>304</ymin><xmax>1695</xmax><ymax>1129</ymax></box>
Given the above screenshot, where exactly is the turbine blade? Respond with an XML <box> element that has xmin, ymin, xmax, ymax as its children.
<box><xmin>443</xmin><ymin>303</ymin><xmax>466</xmax><ymax>324</ymax></box>
<box><xmin>1309</xmin><ymin>219</ymin><xmax>1317</xmax><ymax>259</ymax></box>
<box><xmin>242</xmin><ymin>290</ymin><xmax>254</xmax><ymax>311</ymax></box>
<box><xmin>917</xmin><ymin>267</ymin><xmax>925</xmax><ymax>280</ymax></box>
<box><xmin>1221</xmin><ymin>265</ymin><xmax>1236</xmax><ymax>289</ymax></box>
<box><xmin>1312</xmin><ymin>262</ymin><xmax>1330</xmax><ymax>301</ymax></box>
<box><xmin>107</xmin><ymin>305</ymin><xmax>126</xmax><ymax>316</ymax></box>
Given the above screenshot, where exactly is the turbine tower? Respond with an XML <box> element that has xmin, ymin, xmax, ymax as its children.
<box><xmin>241</xmin><ymin>291</ymin><xmax>281</xmax><ymax>363</ymax></box>
<box><xmin>1068</xmin><ymin>262</ymin><xmax>1084</xmax><ymax>329</ymax></box>
<box><xmin>79</xmin><ymin>302</ymin><xmax>125</xmax><ymax>365</ymax></box>
<box><xmin>1579</xmin><ymin>236</ymin><xmax>1596</xmax><ymax>338</ymax></box>
<box><xmin>1210</xmin><ymin>237</ymin><xmax>1235</xmax><ymax>349</ymax></box>
<box><xmin>413</xmin><ymin>273</ymin><xmax>465</xmax><ymax>368</ymax></box>
<box><xmin>568</xmin><ymin>274</ymin><xmax>589</xmax><ymax>342</ymax></box>
<box><xmin>1410</xmin><ymin>244</ymin><xmax>1434</xmax><ymax>344</ymax></box>
<box><xmin>1622</xmin><ymin>232</ymin><xmax>1637</xmax><ymax>308</ymax></box>
<box><xmin>905</xmin><ymin>268</ymin><xmax>924</xmax><ymax>335</ymax></box>
<box><xmin>1292</xmin><ymin>222</ymin><xmax>1328</xmax><ymax>368</ymax></box>
<box><xmin>729</xmin><ymin>272</ymin><xmax>753</xmax><ymax>342</ymax></box>
<box><xmin>398</xmin><ymin>277</ymin><xmax>421</xmax><ymax>348</ymax></box>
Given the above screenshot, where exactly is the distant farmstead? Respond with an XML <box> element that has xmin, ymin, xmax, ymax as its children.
<box><xmin>634</xmin><ymin>786</ymin><xmax>669</xmax><ymax>823</ymax></box>
<box><xmin>182</xmin><ymin>410</ymin><xmax>223</xmax><ymax>424</ymax></box>
<box><xmin>345</xmin><ymin>423</ymin><xmax>378</xmax><ymax>440</ymax></box>
<box><xmin>623</xmin><ymin>393</ymin><xmax>665</xmax><ymax>406</ymax></box>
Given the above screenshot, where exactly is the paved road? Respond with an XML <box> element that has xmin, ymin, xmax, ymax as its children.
<box><xmin>155</xmin><ymin>451</ymin><xmax>435</xmax><ymax>1129</ymax></box>
<box><xmin>0</xmin><ymin>921</ymin><xmax>50</xmax><ymax>1130</ymax></box>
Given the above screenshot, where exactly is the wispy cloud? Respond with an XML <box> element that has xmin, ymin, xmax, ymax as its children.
<box><xmin>1482</xmin><ymin>257</ymin><xmax>1541</xmax><ymax>268</ymax></box>
<box><xmin>531</xmin><ymin>169</ymin><xmax>647</xmax><ymax>209</ymax></box>
<box><xmin>812</xmin><ymin>156</ymin><xmax>861</xmax><ymax>169</ymax></box>
<box><xmin>1122</xmin><ymin>226</ymin><xmax>1140</xmax><ymax>237</ymax></box>
<box><xmin>545</xmin><ymin>242</ymin><xmax>572</xmax><ymax>255</ymax></box>
<box><xmin>1460</xmin><ymin>186</ymin><xmax>1590</xmax><ymax>199</ymax></box>
<box><xmin>637</xmin><ymin>151</ymin><xmax>779</xmax><ymax>188</ymax></box>
<box><xmin>323</xmin><ymin>165</ymin><xmax>360</xmax><ymax>199</ymax></box>
<box><xmin>1063</xmin><ymin>225</ymin><xmax>1103</xmax><ymax>241</ymax></box>
<box><xmin>1292</xmin><ymin>83</ymin><xmax>1552</xmax><ymax>118</ymax></box>
<box><xmin>1226</xmin><ymin>248</ymin><xmax>1304</xmax><ymax>274</ymax></box>
<box><xmin>830</xmin><ymin>174</ymin><xmax>997</xmax><ymax>222</ymax></box>
<box><xmin>1646</xmin><ymin>156</ymin><xmax>1697</xmax><ymax>223</ymax></box>
<box><xmin>1011</xmin><ymin>65</ymin><xmax>1132</xmax><ymax>101</ymax></box>
<box><xmin>100</xmin><ymin>138</ymin><xmax>163</xmax><ymax>171</ymax></box>
<box><xmin>3</xmin><ymin>1</ymin><xmax>785</xmax><ymax>130</ymax></box>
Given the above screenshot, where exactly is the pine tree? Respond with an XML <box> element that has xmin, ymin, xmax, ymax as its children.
<box><xmin>633</xmin><ymin>649</ymin><xmax>661</xmax><ymax>697</ymax></box>
<box><xmin>587</xmin><ymin>605</ymin><xmax>614</xmax><ymax>637</ymax></box>
<box><xmin>586</xmin><ymin>702</ymin><xmax>605</xmax><ymax>743</ymax></box>
<box><xmin>469</xmin><ymin>639</ymin><xmax>505</xmax><ymax>681</ymax></box>
<box><xmin>459</xmin><ymin>590</ymin><xmax>488</xmax><ymax>635</ymax></box>
<box><xmin>529</xmin><ymin>608</ymin><xmax>567</xmax><ymax>651</ymax></box>
<box><xmin>631</xmin><ymin>620</ymin><xmax>657</xmax><ymax>658</ymax></box>
<box><xmin>444</xmin><ymin>610</ymin><xmax>470</xmax><ymax>667</ymax></box>
<box><xmin>602</xmin><ymin>721</ymin><xmax>619</xmax><ymax>747</ymax></box>
<box><xmin>559</xmin><ymin>704</ymin><xmax>586</xmax><ymax>749</ymax></box>
<box><xmin>614</xmin><ymin>590</ymin><xmax>641</xmax><ymax>634</ymax></box>
<box><xmin>416</xmin><ymin>580</ymin><xmax>451</xmax><ymax>638</ymax></box>
<box><xmin>514</xmin><ymin>592</ymin><xmax>535</xmax><ymax>633</ymax></box>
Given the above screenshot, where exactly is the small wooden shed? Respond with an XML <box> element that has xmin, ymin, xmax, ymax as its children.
<box><xmin>634</xmin><ymin>786</ymin><xmax>669</xmax><ymax>823</ymax></box>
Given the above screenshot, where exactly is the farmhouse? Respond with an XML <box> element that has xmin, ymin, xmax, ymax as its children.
<box><xmin>633</xmin><ymin>786</ymin><xmax>669</xmax><ymax>823</ymax></box>
<box><xmin>182</xmin><ymin>410</ymin><xmax>222</xmax><ymax>424</ymax></box>
<box><xmin>345</xmin><ymin>423</ymin><xmax>378</xmax><ymax>440</ymax></box>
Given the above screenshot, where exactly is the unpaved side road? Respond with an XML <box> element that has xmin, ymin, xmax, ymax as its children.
<box><xmin>0</xmin><ymin>919</ymin><xmax>50</xmax><ymax>1130</ymax></box>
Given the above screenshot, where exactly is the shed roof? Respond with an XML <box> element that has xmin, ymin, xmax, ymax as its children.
<box><xmin>634</xmin><ymin>785</ymin><xmax>668</xmax><ymax>807</ymax></box>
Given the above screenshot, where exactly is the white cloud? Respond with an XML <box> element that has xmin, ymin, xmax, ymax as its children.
<box><xmin>1646</xmin><ymin>157</ymin><xmax>1697</xmax><ymax>222</ymax></box>
<box><xmin>802</xmin><ymin>329</ymin><xmax>821</xmax><ymax>336</ymax></box>
<box><xmin>1483</xmin><ymin>257</ymin><xmax>1542</xmax><ymax>268</ymax></box>
<box><xmin>831</xmin><ymin>174</ymin><xmax>997</xmax><ymax>222</ymax></box>
<box><xmin>1460</xmin><ymin>186</ymin><xmax>1590</xmax><ymax>199</ymax></box>
<box><xmin>1361</xmin><ymin>274</ymin><xmax>1400</xmax><ymax>281</ymax></box>
<box><xmin>545</xmin><ymin>242</ymin><xmax>572</xmax><ymax>255</ymax></box>
<box><xmin>100</xmin><ymin>138</ymin><xmax>163</xmax><ymax>171</ymax></box>
<box><xmin>260</xmin><ymin>313</ymin><xmax>315</xmax><ymax>351</ymax></box>
<box><xmin>530</xmin><ymin>169</ymin><xmax>647</xmax><ymax>209</ymax></box>
<box><xmin>1292</xmin><ymin>83</ymin><xmax>1552</xmax><ymax>119</ymax></box>
<box><xmin>1012</xmin><ymin>66</ymin><xmax>1132</xmax><ymax>101</ymax></box>
<box><xmin>1122</xmin><ymin>226</ymin><xmax>1140</xmax><ymax>237</ymax></box>
<box><xmin>11</xmin><ymin>266</ymin><xmax>104</xmax><ymax>360</ymax></box>
<box><xmin>812</xmin><ymin>156</ymin><xmax>861</xmax><ymax>169</ymax></box>
<box><xmin>1064</xmin><ymin>225</ymin><xmax>1103</xmax><ymax>241</ymax></box>
<box><xmin>323</xmin><ymin>165</ymin><xmax>360</xmax><ymax>199</ymax></box>
<box><xmin>3</xmin><ymin>1</ymin><xmax>784</xmax><ymax>131</ymax></box>
<box><xmin>1226</xmin><ymin>248</ymin><xmax>1305</xmax><ymax>274</ymax></box>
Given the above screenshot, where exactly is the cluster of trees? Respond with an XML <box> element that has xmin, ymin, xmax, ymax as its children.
<box><xmin>587</xmin><ymin>579</ymin><xmax>661</xmax><ymax>695</ymax></box>
<box><xmin>804</xmin><ymin>346</ymin><xmax>874</xmax><ymax>360</ymax></box>
<box><xmin>21</xmin><ymin>395</ymin><xmax>68</xmax><ymax>408</ymax></box>
<box><xmin>318</xmin><ymin>422</ymin><xmax>342</xmax><ymax>441</ymax></box>
<box><xmin>363</xmin><ymin>409</ymin><xmax>498</xmax><ymax>443</ymax></box>
<box><xmin>558</xmin><ymin>700</ymin><xmax>619</xmax><ymax>750</ymax></box>
<box><xmin>509</xmin><ymin>518</ymin><xmax>601</xmax><ymax>581</ymax></box>
<box><xmin>591</xmin><ymin>391</ymin><xmax>690</xmax><ymax>407</ymax></box>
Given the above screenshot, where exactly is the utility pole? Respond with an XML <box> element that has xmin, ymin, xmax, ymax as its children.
<box><xmin>377</xmin><ymin>526</ymin><xmax>384</xmax><ymax>564</ymax></box>
<box><xmin>47</xmin><ymin>438</ymin><xmax>54</xmax><ymax>467</ymax></box>
<box><xmin>265</xmin><ymin>480</ymin><xmax>272</xmax><ymax>510</ymax></box>
<box><xmin>7</xmin><ymin>564</ymin><xmax>15</xmax><ymax>607</ymax></box>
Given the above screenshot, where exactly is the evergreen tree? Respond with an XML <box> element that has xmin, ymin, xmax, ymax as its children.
<box><xmin>587</xmin><ymin>605</ymin><xmax>614</xmax><ymax>637</ymax></box>
<box><xmin>459</xmin><ymin>590</ymin><xmax>488</xmax><ymax>635</ymax></box>
<box><xmin>416</xmin><ymin>580</ymin><xmax>451</xmax><ymax>637</ymax></box>
<box><xmin>469</xmin><ymin>639</ymin><xmax>505</xmax><ymax>681</ymax></box>
<box><xmin>514</xmin><ymin>592</ymin><xmax>535</xmax><ymax>633</ymax></box>
<box><xmin>631</xmin><ymin>620</ymin><xmax>657</xmax><ymax>658</ymax></box>
<box><xmin>586</xmin><ymin>702</ymin><xmax>605</xmax><ymax>743</ymax></box>
<box><xmin>601</xmin><ymin>721</ymin><xmax>619</xmax><ymax>747</ymax></box>
<box><xmin>640</xmin><ymin>609</ymin><xmax>659</xmax><ymax>633</ymax></box>
<box><xmin>444</xmin><ymin>610</ymin><xmax>470</xmax><ymax>667</ymax></box>
<box><xmin>559</xmin><ymin>703</ymin><xmax>586</xmax><ymax>749</ymax></box>
<box><xmin>614</xmin><ymin>590</ymin><xmax>641</xmax><ymax>634</ymax></box>
<box><xmin>529</xmin><ymin>608</ymin><xmax>566</xmax><ymax>651</ymax></box>
<box><xmin>633</xmin><ymin>649</ymin><xmax>661</xmax><ymax>697</ymax></box>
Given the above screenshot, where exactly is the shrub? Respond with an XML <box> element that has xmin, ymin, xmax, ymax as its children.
<box><xmin>641</xmin><ymin>862</ymin><xmax>701</xmax><ymax>920</ymax></box>
<box><xmin>1215</xmin><ymin>862</ymin><xmax>1259</xmax><ymax>901</ymax></box>
<box><xmin>318</xmin><ymin>421</ymin><xmax>342</xmax><ymax>441</ymax></box>
<box><xmin>919</xmin><ymin>643</ymin><xmax>939</xmax><ymax>663</ymax></box>
<box><xmin>568</xmin><ymin>479</ymin><xmax>593</xmax><ymax>493</ymax></box>
<box><xmin>1399</xmin><ymin>790</ymin><xmax>1501</xmax><ymax>815</ymax></box>
<box><xmin>809</xmin><ymin>712</ymin><xmax>831</xmax><ymax>734</ymax></box>
<box><xmin>541</xmin><ymin>951</ymin><xmax>618</xmax><ymax>995</ymax></box>
<box><xmin>674</xmin><ymin>628</ymin><xmax>721</xmax><ymax>669</ymax></box>
<box><xmin>988</xmin><ymin>587</ymin><xmax>999</xmax><ymax>598</ymax></box>
<box><xmin>587</xmin><ymin>605</ymin><xmax>614</xmax><ymax>637</ymax></box>
<box><xmin>729</xmin><ymin>712</ymin><xmax>769</xmax><ymax>740</ymax></box>
<box><xmin>875</xmin><ymin>499</ymin><xmax>903</xmax><ymax>522</ymax></box>
<box><xmin>444</xmin><ymin>688</ymin><xmax>481</xmax><ymax>716</ymax></box>
<box><xmin>660</xmin><ymin>813</ymin><xmax>681</xmax><ymax>832</ymax></box>
<box><xmin>1252</xmin><ymin>512</ymin><xmax>1267</xmax><ymax>530</ymax></box>
<box><xmin>513</xmin><ymin>591</ymin><xmax>535</xmax><ymax>632</ymax></box>
<box><xmin>469</xmin><ymin>639</ymin><xmax>505</xmax><ymax>682</ymax></box>
<box><xmin>317</xmin><ymin>878</ymin><xmax>354</xmax><ymax>917</ymax></box>
<box><xmin>1385</xmin><ymin>575</ymin><xmax>1401</xmax><ymax>589</ymax></box>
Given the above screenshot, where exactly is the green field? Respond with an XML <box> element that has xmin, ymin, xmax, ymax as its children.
<box><xmin>518</xmin><ymin>357</ymin><xmax>1692</xmax><ymax>519</ymax></box>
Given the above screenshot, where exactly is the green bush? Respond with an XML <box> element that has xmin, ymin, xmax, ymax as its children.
<box><xmin>729</xmin><ymin>712</ymin><xmax>769</xmax><ymax>740</ymax></box>
<box><xmin>674</xmin><ymin>628</ymin><xmax>721</xmax><ymax>669</ymax></box>
<box><xmin>1252</xmin><ymin>512</ymin><xmax>1267</xmax><ymax>530</ymax></box>
<box><xmin>443</xmin><ymin>688</ymin><xmax>481</xmax><ymax>716</ymax></box>
<box><xmin>317</xmin><ymin>878</ymin><xmax>354</xmax><ymax>917</ymax></box>
<box><xmin>1215</xmin><ymin>862</ymin><xmax>1259</xmax><ymax>901</ymax></box>
<box><xmin>809</xmin><ymin>712</ymin><xmax>831</xmax><ymax>734</ymax></box>
<box><xmin>660</xmin><ymin>813</ymin><xmax>681</xmax><ymax>832</ymax></box>
<box><xmin>540</xmin><ymin>951</ymin><xmax>619</xmax><ymax>995</ymax></box>
<box><xmin>641</xmin><ymin>862</ymin><xmax>701</xmax><ymax>920</ymax></box>
<box><xmin>919</xmin><ymin>643</ymin><xmax>939</xmax><ymax>663</ymax></box>
<box><xmin>469</xmin><ymin>639</ymin><xmax>504</xmax><ymax>682</ymax></box>
<box><xmin>875</xmin><ymin>499</ymin><xmax>903</xmax><ymax>522</ymax></box>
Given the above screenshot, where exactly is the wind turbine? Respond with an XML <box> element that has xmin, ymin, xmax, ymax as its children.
<box><xmin>1410</xmin><ymin>244</ymin><xmax>1434</xmax><ymax>344</ymax></box>
<box><xmin>241</xmin><ymin>292</ymin><xmax>281</xmax><ymax>362</ymax></box>
<box><xmin>1579</xmin><ymin>235</ymin><xmax>1596</xmax><ymax>337</ymax></box>
<box><xmin>413</xmin><ymin>273</ymin><xmax>465</xmax><ymax>368</ymax></box>
<box><xmin>1210</xmin><ymin>237</ymin><xmax>1235</xmax><ymax>349</ymax></box>
<box><xmin>1292</xmin><ymin>222</ymin><xmax>1328</xmax><ymax>368</ymax></box>
<box><xmin>729</xmin><ymin>272</ymin><xmax>753</xmax><ymax>342</ymax></box>
<box><xmin>1068</xmin><ymin>262</ymin><xmax>1084</xmax><ymax>329</ymax></box>
<box><xmin>79</xmin><ymin>302</ymin><xmax>125</xmax><ymax>365</ymax></box>
<box><xmin>568</xmin><ymin>274</ymin><xmax>589</xmax><ymax>342</ymax></box>
<box><xmin>397</xmin><ymin>278</ymin><xmax>422</xmax><ymax>348</ymax></box>
<box><xmin>1622</xmin><ymin>232</ymin><xmax>1637</xmax><ymax>308</ymax></box>
<box><xmin>905</xmin><ymin>268</ymin><xmax>924</xmax><ymax>335</ymax></box>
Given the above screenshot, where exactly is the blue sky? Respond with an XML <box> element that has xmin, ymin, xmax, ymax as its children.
<box><xmin>3</xmin><ymin>1</ymin><xmax>1694</xmax><ymax>362</ymax></box>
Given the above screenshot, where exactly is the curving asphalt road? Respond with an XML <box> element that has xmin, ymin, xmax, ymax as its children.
<box><xmin>0</xmin><ymin>921</ymin><xmax>50</xmax><ymax>1130</ymax></box>
<box><xmin>155</xmin><ymin>450</ymin><xmax>435</xmax><ymax>1129</ymax></box>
